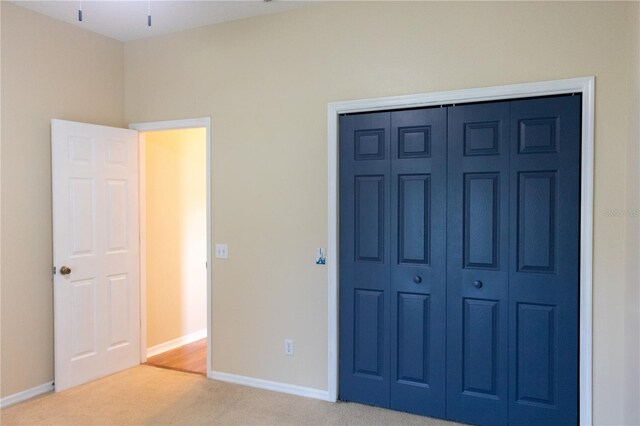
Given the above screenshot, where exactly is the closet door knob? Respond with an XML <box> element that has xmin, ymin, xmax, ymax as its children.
<box><xmin>60</xmin><ymin>266</ymin><xmax>72</xmax><ymax>276</ymax></box>
<box><xmin>413</xmin><ymin>276</ymin><xmax>422</xmax><ymax>284</ymax></box>
<box><xmin>472</xmin><ymin>280</ymin><xmax>483</xmax><ymax>289</ymax></box>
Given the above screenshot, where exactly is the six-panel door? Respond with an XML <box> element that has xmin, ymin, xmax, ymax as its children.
<box><xmin>52</xmin><ymin>119</ymin><xmax>140</xmax><ymax>392</ymax></box>
<box><xmin>339</xmin><ymin>95</ymin><xmax>580</xmax><ymax>425</ymax></box>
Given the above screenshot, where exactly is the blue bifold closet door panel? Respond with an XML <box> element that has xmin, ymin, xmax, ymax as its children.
<box><xmin>339</xmin><ymin>95</ymin><xmax>580</xmax><ymax>426</ymax></box>
<box><xmin>389</xmin><ymin>109</ymin><xmax>447</xmax><ymax>417</ymax></box>
<box><xmin>339</xmin><ymin>111</ymin><xmax>392</xmax><ymax>408</ymax></box>
<box><xmin>446</xmin><ymin>102</ymin><xmax>511</xmax><ymax>425</ymax></box>
<box><xmin>339</xmin><ymin>108</ymin><xmax>447</xmax><ymax>417</ymax></box>
<box><xmin>508</xmin><ymin>96</ymin><xmax>580</xmax><ymax>425</ymax></box>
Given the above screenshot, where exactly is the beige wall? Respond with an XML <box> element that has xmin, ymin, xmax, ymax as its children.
<box><xmin>124</xmin><ymin>2</ymin><xmax>639</xmax><ymax>424</ymax></box>
<box><xmin>0</xmin><ymin>3</ymin><xmax>125</xmax><ymax>397</ymax></box>
<box><xmin>144</xmin><ymin>128</ymin><xmax>207</xmax><ymax>348</ymax></box>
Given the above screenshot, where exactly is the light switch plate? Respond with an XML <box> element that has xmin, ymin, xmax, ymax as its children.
<box><xmin>215</xmin><ymin>244</ymin><xmax>228</xmax><ymax>259</ymax></box>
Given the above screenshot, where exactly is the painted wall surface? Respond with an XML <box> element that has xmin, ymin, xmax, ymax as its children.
<box><xmin>0</xmin><ymin>2</ymin><xmax>125</xmax><ymax>397</ymax></box>
<box><xmin>124</xmin><ymin>2</ymin><xmax>639</xmax><ymax>424</ymax></box>
<box><xmin>144</xmin><ymin>128</ymin><xmax>207</xmax><ymax>348</ymax></box>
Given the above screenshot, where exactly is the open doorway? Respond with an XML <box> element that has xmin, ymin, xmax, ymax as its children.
<box><xmin>141</xmin><ymin>128</ymin><xmax>206</xmax><ymax>375</ymax></box>
<box><xmin>131</xmin><ymin>118</ymin><xmax>212</xmax><ymax>378</ymax></box>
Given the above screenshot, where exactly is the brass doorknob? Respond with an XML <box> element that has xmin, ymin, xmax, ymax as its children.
<box><xmin>60</xmin><ymin>266</ymin><xmax>72</xmax><ymax>276</ymax></box>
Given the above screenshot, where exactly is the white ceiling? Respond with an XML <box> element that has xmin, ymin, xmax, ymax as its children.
<box><xmin>10</xmin><ymin>0</ymin><xmax>316</xmax><ymax>42</ymax></box>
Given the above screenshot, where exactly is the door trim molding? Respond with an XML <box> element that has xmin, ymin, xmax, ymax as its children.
<box><xmin>327</xmin><ymin>77</ymin><xmax>594</xmax><ymax>424</ymax></box>
<box><xmin>129</xmin><ymin>117</ymin><xmax>213</xmax><ymax>379</ymax></box>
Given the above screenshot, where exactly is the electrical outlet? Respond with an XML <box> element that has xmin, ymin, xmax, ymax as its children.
<box><xmin>215</xmin><ymin>243</ymin><xmax>228</xmax><ymax>259</ymax></box>
<box><xmin>284</xmin><ymin>339</ymin><xmax>294</xmax><ymax>356</ymax></box>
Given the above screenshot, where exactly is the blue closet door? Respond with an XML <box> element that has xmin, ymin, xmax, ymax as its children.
<box><xmin>339</xmin><ymin>95</ymin><xmax>580</xmax><ymax>426</ymax></box>
<box><xmin>339</xmin><ymin>111</ymin><xmax>391</xmax><ymax>407</ymax></box>
<box><xmin>446</xmin><ymin>102</ymin><xmax>511</xmax><ymax>425</ymax></box>
<box><xmin>389</xmin><ymin>108</ymin><xmax>447</xmax><ymax>417</ymax></box>
<box><xmin>508</xmin><ymin>95</ymin><xmax>580</xmax><ymax>425</ymax></box>
<box><xmin>339</xmin><ymin>108</ymin><xmax>447</xmax><ymax>417</ymax></box>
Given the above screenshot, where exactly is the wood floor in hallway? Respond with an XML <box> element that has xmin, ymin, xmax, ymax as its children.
<box><xmin>145</xmin><ymin>338</ymin><xmax>207</xmax><ymax>375</ymax></box>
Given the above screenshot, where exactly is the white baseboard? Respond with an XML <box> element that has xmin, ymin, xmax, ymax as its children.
<box><xmin>0</xmin><ymin>382</ymin><xmax>54</xmax><ymax>408</ymax></box>
<box><xmin>209</xmin><ymin>370</ymin><xmax>332</xmax><ymax>402</ymax></box>
<box><xmin>146</xmin><ymin>329</ymin><xmax>207</xmax><ymax>358</ymax></box>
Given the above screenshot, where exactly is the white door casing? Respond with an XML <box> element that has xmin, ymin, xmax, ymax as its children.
<box><xmin>52</xmin><ymin>119</ymin><xmax>140</xmax><ymax>392</ymax></box>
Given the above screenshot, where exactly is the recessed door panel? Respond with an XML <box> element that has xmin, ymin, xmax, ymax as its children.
<box><xmin>396</xmin><ymin>292</ymin><xmax>430</xmax><ymax>385</ymax></box>
<box><xmin>71</xmin><ymin>279</ymin><xmax>97</xmax><ymax>360</ymax></box>
<box><xmin>398</xmin><ymin>174</ymin><xmax>430</xmax><ymax>265</ymax></box>
<box><xmin>516</xmin><ymin>303</ymin><xmax>557</xmax><ymax>406</ymax></box>
<box><xmin>106</xmin><ymin>180</ymin><xmax>128</xmax><ymax>253</ymax></box>
<box><xmin>464</xmin><ymin>173</ymin><xmax>499</xmax><ymax>269</ymax></box>
<box><xmin>107</xmin><ymin>274</ymin><xmax>130</xmax><ymax>350</ymax></box>
<box><xmin>69</xmin><ymin>178</ymin><xmax>95</xmax><ymax>257</ymax></box>
<box><xmin>355</xmin><ymin>176</ymin><xmax>385</xmax><ymax>262</ymax></box>
<box><xmin>463</xmin><ymin>298</ymin><xmax>499</xmax><ymax>397</ymax></box>
<box><xmin>68</xmin><ymin>136</ymin><xmax>94</xmax><ymax>164</ymax></box>
<box><xmin>517</xmin><ymin>171</ymin><xmax>557</xmax><ymax>273</ymax></box>
<box><xmin>353</xmin><ymin>289</ymin><xmax>384</xmax><ymax>377</ymax></box>
<box><xmin>106</xmin><ymin>140</ymin><xmax>128</xmax><ymax>166</ymax></box>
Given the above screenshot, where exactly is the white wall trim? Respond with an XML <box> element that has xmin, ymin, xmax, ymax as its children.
<box><xmin>129</xmin><ymin>117</ymin><xmax>213</xmax><ymax>379</ymax></box>
<box><xmin>146</xmin><ymin>329</ymin><xmax>207</xmax><ymax>358</ymax></box>
<box><xmin>0</xmin><ymin>382</ymin><xmax>54</xmax><ymax>409</ymax></box>
<box><xmin>210</xmin><ymin>370</ymin><xmax>332</xmax><ymax>402</ymax></box>
<box><xmin>327</xmin><ymin>77</ymin><xmax>595</xmax><ymax>425</ymax></box>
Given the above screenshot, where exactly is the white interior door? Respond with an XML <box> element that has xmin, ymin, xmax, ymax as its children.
<box><xmin>52</xmin><ymin>119</ymin><xmax>140</xmax><ymax>391</ymax></box>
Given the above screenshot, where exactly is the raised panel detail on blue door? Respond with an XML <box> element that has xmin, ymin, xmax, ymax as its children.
<box><xmin>518</xmin><ymin>117</ymin><xmax>558</xmax><ymax>154</ymax></box>
<box><xmin>355</xmin><ymin>129</ymin><xmax>385</xmax><ymax>160</ymax></box>
<box><xmin>518</xmin><ymin>171</ymin><xmax>557</xmax><ymax>273</ymax></box>
<box><xmin>464</xmin><ymin>121</ymin><xmax>500</xmax><ymax>156</ymax></box>
<box><xmin>398</xmin><ymin>126</ymin><xmax>431</xmax><ymax>158</ymax></box>
<box><xmin>355</xmin><ymin>176</ymin><xmax>385</xmax><ymax>263</ymax></box>
<box><xmin>398</xmin><ymin>174</ymin><xmax>430</xmax><ymax>265</ymax></box>
<box><xmin>464</xmin><ymin>173</ymin><xmax>499</xmax><ymax>269</ymax></box>
<box><xmin>397</xmin><ymin>293</ymin><xmax>430</xmax><ymax>385</ymax></box>
<box><xmin>354</xmin><ymin>289</ymin><xmax>384</xmax><ymax>377</ymax></box>
<box><xmin>516</xmin><ymin>303</ymin><xmax>556</xmax><ymax>406</ymax></box>
<box><xmin>463</xmin><ymin>298</ymin><xmax>499</xmax><ymax>397</ymax></box>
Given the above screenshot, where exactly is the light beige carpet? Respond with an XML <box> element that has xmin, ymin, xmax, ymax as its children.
<box><xmin>1</xmin><ymin>366</ymin><xmax>461</xmax><ymax>425</ymax></box>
